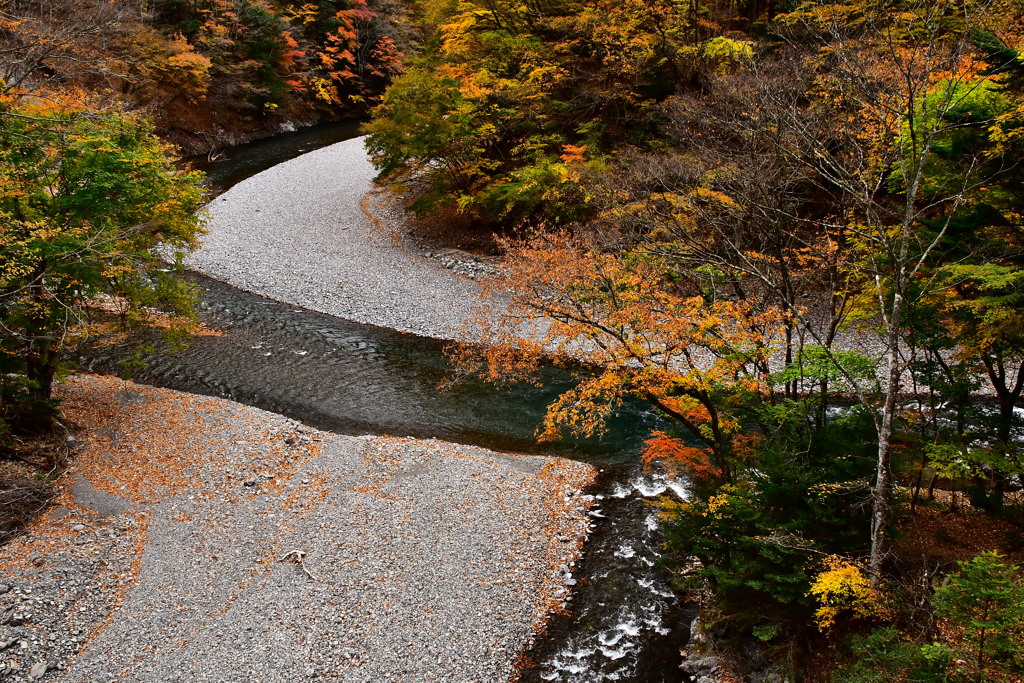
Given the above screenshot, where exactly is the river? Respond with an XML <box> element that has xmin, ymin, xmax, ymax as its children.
<box><xmin>82</xmin><ymin>121</ymin><xmax>695</xmax><ymax>682</ymax></box>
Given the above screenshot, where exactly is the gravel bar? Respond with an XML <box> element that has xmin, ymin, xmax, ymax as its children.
<box><xmin>0</xmin><ymin>376</ymin><xmax>595</xmax><ymax>682</ymax></box>
<box><xmin>186</xmin><ymin>136</ymin><xmax>491</xmax><ymax>341</ymax></box>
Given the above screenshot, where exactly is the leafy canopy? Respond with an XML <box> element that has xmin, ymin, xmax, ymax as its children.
<box><xmin>0</xmin><ymin>100</ymin><xmax>206</xmax><ymax>429</ymax></box>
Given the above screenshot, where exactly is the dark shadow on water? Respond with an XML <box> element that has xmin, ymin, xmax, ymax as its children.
<box><xmin>80</xmin><ymin>273</ymin><xmax>656</xmax><ymax>467</ymax></box>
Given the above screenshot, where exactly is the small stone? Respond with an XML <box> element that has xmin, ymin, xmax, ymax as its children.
<box><xmin>72</xmin><ymin>524</ymin><xmax>85</xmax><ymax>532</ymax></box>
<box><xmin>29</xmin><ymin>661</ymin><xmax>47</xmax><ymax>680</ymax></box>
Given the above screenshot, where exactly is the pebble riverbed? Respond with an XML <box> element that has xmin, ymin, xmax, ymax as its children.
<box><xmin>0</xmin><ymin>376</ymin><xmax>596</xmax><ymax>682</ymax></box>
<box><xmin>185</xmin><ymin>136</ymin><xmax>495</xmax><ymax>342</ymax></box>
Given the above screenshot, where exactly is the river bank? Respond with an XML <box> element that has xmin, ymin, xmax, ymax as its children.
<box><xmin>0</xmin><ymin>375</ymin><xmax>595</xmax><ymax>682</ymax></box>
<box><xmin>186</xmin><ymin>136</ymin><xmax>494</xmax><ymax>342</ymax></box>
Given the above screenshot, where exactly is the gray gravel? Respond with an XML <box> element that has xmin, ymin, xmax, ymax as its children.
<box><xmin>0</xmin><ymin>135</ymin><xmax>598</xmax><ymax>683</ymax></box>
<box><xmin>186</xmin><ymin>137</ymin><xmax>492</xmax><ymax>341</ymax></box>
<box><xmin>0</xmin><ymin>377</ymin><xmax>594</xmax><ymax>682</ymax></box>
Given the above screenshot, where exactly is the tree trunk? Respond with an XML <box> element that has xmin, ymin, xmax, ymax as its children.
<box><xmin>985</xmin><ymin>358</ymin><xmax>1023</xmax><ymax>509</ymax></box>
<box><xmin>911</xmin><ymin>450</ymin><xmax>928</xmax><ymax>512</ymax></box>
<box><xmin>870</xmin><ymin>296</ymin><xmax>904</xmax><ymax>587</ymax></box>
<box><xmin>996</xmin><ymin>391</ymin><xmax>1016</xmax><ymax>446</ymax></box>
<box><xmin>870</xmin><ymin>418</ymin><xmax>893</xmax><ymax>586</ymax></box>
<box><xmin>980</xmin><ymin>356</ymin><xmax>1023</xmax><ymax>445</ymax></box>
<box><xmin>26</xmin><ymin>341</ymin><xmax>56</xmax><ymax>402</ymax></box>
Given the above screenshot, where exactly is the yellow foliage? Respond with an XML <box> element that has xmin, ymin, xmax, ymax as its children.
<box><xmin>701</xmin><ymin>37</ymin><xmax>754</xmax><ymax>71</ymax></box>
<box><xmin>311</xmin><ymin>77</ymin><xmax>337</xmax><ymax>102</ymax></box>
<box><xmin>648</xmin><ymin>495</ymin><xmax>691</xmax><ymax>522</ymax></box>
<box><xmin>283</xmin><ymin>2</ymin><xmax>321</xmax><ymax>25</ymax></box>
<box><xmin>704</xmin><ymin>491</ymin><xmax>731</xmax><ymax>518</ymax></box>
<box><xmin>808</xmin><ymin>556</ymin><xmax>882</xmax><ymax>629</ymax></box>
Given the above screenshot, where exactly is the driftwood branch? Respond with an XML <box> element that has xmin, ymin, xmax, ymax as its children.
<box><xmin>278</xmin><ymin>549</ymin><xmax>322</xmax><ymax>582</ymax></box>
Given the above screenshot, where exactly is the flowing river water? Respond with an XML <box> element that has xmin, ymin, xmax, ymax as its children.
<box><xmin>82</xmin><ymin>122</ymin><xmax>695</xmax><ymax>682</ymax></box>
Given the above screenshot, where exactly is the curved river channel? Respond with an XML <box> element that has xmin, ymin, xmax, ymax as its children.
<box><xmin>82</xmin><ymin>122</ymin><xmax>695</xmax><ymax>682</ymax></box>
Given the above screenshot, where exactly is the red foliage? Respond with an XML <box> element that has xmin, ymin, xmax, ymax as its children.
<box><xmin>642</xmin><ymin>432</ymin><xmax>721</xmax><ymax>481</ymax></box>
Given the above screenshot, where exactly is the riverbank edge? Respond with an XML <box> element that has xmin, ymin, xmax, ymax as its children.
<box><xmin>172</xmin><ymin>113</ymin><xmax>361</xmax><ymax>158</ymax></box>
<box><xmin>0</xmin><ymin>375</ymin><xmax>598</xmax><ymax>682</ymax></box>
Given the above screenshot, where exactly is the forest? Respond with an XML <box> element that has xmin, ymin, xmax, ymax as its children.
<box><xmin>1</xmin><ymin>0</ymin><xmax>404</xmax><ymax>151</ymax></box>
<box><xmin>2</xmin><ymin>0</ymin><xmax>1024</xmax><ymax>680</ymax></box>
<box><xmin>366</xmin><ymin>0</ymin><xmax>1024</xmax><ymax>678</ymax></box>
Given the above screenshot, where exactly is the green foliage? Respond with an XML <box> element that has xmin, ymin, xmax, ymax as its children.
<box><xmin>669</xmin><ymin>481</ymin><xmax>815</xmax><ymax>626</ymax></box>
<box><xmin>889</xmin><ymin>77</ymin><xmax>1011</xmax><ymax>195</ymax></box>
<box><xmin>831</xmin><ymin>626</ymin><xmax>951</xmax><ymax>683</ymax></box>
<box><xmin>933</xmin><ymin>551</ymin><xmax>1024</xmax><ymax>678</ymax></box>
<box><xmin>772</xmin><ymin>346</ymin><xmax>878</xmax><ymax>392</ymax></box>
<box><xmin>0</xmin><ymin>102</ymin><xmax>206</xmax><ymax>431</ymax></box>
<box><xmin>365</xmin><ymin>17</ymin><xmax>574</xmax><ymax>222</ymax></box>
<box><xmin>924</xmin><ymin>443</ymin><xmax>978</xmax><ymax>481</ymax></box>
<box><xmin>971</xmin><ymin>29</ymin><xmax>1024</xmax><ymax>90</ymax></box>
<box><xmin>365</xmin><ymin>0</ymin><xmax>742</xmax><ymax>226</ymax></box>
<box><xmin>935</xmin><ymin>264</ymin><xmax>1024</xmax><ymax>359</ymax></box>
<box><xmin>663</xmin><ymin>403</ymin><xmax>877</xmax><ymax>642</ymax></box>
<box><xmin>701</xmin><ymin>37</ymin><xmax>755</xmax><ymax>71</ymax></box>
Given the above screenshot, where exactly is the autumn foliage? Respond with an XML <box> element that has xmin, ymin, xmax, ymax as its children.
<box><xmin>0</xmin><ymin>99</ymin><xmax>206</xmax><ymax>428</ymax></box>
<box><xmin>432</xmin><ymin>0</ymin><xmax>1024</xmax><ymax>675</ymax></box>
<box><xmin>0</xmin><ymin>0</ymin><xmax>405</xmax><ymax>151</ymax></box>
<box><xmin>454</xmin><ymin>232</ymin><xmax>787</xmax><ymax>487</ymax></box>
<box><xmin>366</xmin><ymin>0</ymin><xmax>765</xmax><ymax>224</ymax></box>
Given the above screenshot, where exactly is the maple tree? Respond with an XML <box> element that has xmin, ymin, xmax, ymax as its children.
<box><xmin>454</xmin><ymin>232</ymin><xmax>786</xmax><ymax>488</ymax></box>
<box><xmin>456</xmin><ymin>232</ymin><xmax>883</xmax><ymax>639</ymax></box>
